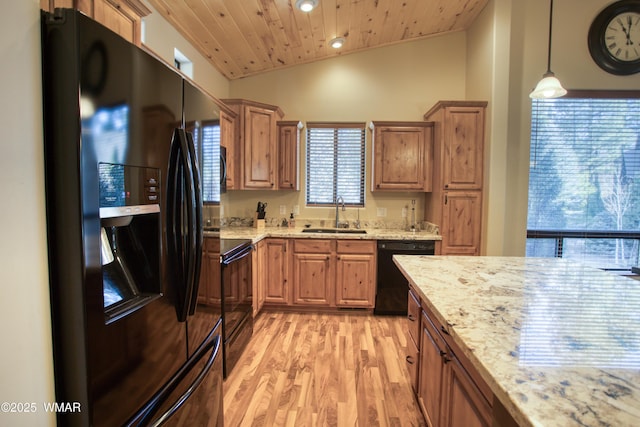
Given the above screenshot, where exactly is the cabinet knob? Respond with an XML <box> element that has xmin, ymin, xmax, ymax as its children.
<box><xmin>406</xmin><ymin>355</ymin><xmax>415</xmax><ymax>365</ymax></box>
<box><xmin>444</xmin><ymin>184</ymin><xmax>449</xmax><ymax>189</ymax></box>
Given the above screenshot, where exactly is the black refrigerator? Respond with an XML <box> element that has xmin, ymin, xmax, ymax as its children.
<box><xmin>41</xmin><ymin>8</ymin><xmax>223</xmax><ymax>426</ymax></box>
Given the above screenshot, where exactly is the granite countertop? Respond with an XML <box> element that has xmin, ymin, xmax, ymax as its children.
<box><xmin>213</xmin><ymin>226</ymin><xmax>441</xmax><ymax>243</ymax></box>
<box><xmin>393</xmin><ymin>255</ymin><xmax>640</xmax><ymax>427</ymax></box>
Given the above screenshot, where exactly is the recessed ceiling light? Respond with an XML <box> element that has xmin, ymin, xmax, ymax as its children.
<box><xmin>329</xmin><ymin>37</ymin><xmax>345</xmax><ymax>49</ymax></box>
<box><xmin>295</xmin><ymin>0</ymin><xmax>318</xmax><ymax>13</ymax></box>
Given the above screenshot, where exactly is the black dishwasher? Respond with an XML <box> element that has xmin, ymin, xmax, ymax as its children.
<box><xmin>374</xmin><ymin>240</ymin><xmax>435</xmax><ymax>315</ymax></box>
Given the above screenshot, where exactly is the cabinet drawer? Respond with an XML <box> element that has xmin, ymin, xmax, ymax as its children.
<box><xmin>294</xmin><ymin>239</ymin><xmax>333</xmax><ymax>253</ymax></box>
<box><xmin>336</xmin><ymin>239</ymin><xmax>375</xmax><ymax>254</ymax></box>
<box><xmin>408</xmin><ymin>288</ymin><xmax>421</xmax><ymax>347</ymax></box>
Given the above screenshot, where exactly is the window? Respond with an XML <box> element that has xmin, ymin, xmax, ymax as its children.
<box><xmin>191</xmin><ymin>121</ymin><xmax>220</xmax><ymax>204</ymax></box>
<box><xmin>306</xmin><ymin>122</ymin><xmax>366</xmax><ymax>206</ymax></box>
<box><xmin>526</xmin><ymin>91</ymin><xmax>640</xmax><ymax>270</ymax></box>
<box><xmin>174</xmin><ymin>48</ymin><xmax>193</xmax><ymax>79</ymax></box>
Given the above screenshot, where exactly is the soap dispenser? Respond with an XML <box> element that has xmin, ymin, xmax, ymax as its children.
<box><xmin>288</xmin><ymin>212</ymin><xmax>296</xmax><ymax>228</ymax></box>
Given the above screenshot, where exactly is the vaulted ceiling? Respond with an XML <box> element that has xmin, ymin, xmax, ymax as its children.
<box><xmin>146</xmin><ymin>0</ymin><xmax>489</xmax><ymax>80</ymax></box>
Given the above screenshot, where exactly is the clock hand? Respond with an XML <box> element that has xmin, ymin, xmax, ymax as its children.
<box><xmin>627</xmin><ymin>15</ymin><xmax>634</xmax><ymax>46</ymax></box>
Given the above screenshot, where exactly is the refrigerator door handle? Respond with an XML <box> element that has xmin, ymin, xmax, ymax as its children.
<box><xmin>167</xmin><ymin>128</ymin><xmax>198</xmax><ymax>323</ymax></box>
<box><xmin>166</xmin><ymin>128</ymin><xmax>187</xmax><ymax>322</ymax></box>
<box><xmin>220</xmin><ymin>151</ymin><xmax>227</xmax><ymax>185</ymax></box>
<box><xmin>184</xmin><ymin>131</ymin><xmax>203</xmax><ymax>317</ymax></box>
<box><xmin>126</xmin><ymin>330</ymin><xmax>222</xmax><ymax>426</ymax></box>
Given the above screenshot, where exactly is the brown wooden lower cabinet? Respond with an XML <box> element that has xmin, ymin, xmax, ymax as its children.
<box><xmin>251</xmin><ymin>238</ymin><xmax>376</xmax><ymax>310</ymax></box>
<box><xmin>198</xmin><ymin>236</ymin><xmax>221</xmax><ymax>306</ymax></box>
<box><xmin>292</xmin><ymin>240</ymin><xmax>334</xmax><ymax>306</ymax></box>
<box><xmin>263</xmin><ymin>239</ymin><xmax>290</xmax><ymax>304</ymax></box>
<box><xmin>409</xmin><ymin>288</ymin><xmax>493</xmax><ymax>427</ymax></box>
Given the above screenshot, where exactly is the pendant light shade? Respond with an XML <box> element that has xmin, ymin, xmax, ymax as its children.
<box><xmin>530</xmin><ymin>71</ymin><xmax>567</xmax><ymax>99</ymax></box>
<box><xmin>529</xmin><ymin>0</ymin><xmax>566</xmax><ymax>99</ymax></box>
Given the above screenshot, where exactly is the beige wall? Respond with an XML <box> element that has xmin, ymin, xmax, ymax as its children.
<box><xmin>1</xmin><ymin>1</ymin><xmax>56</xmax><ymax>425</ymax></box>
<box><xmin>142</xmin><ymin>2</ymin><xmax>230</xmax><ymax>99</ymax></box>
<box><xmin>504</xmin><ymin>0</ymin><xmax>640</xmax><ymax>255</ymax></box>
<box><xmin>226</xmin><ymin>32</ymin><xmax>467</xmax><ymax>226</ymax></box>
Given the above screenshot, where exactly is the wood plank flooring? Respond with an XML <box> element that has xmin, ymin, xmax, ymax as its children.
<box><xmin>223</xmin><ymin>311</ymin><xmax>426</xmax><ymax>426</ymax></box>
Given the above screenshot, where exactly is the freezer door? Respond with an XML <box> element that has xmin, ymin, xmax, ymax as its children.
<box><xmin>128</xmin><ymin>319</ymin><xmax>224</xmax><ymax>426</ymax></box>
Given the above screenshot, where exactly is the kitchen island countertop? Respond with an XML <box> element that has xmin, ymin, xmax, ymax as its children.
<box><xmin>393</xmin><ymin>255</ymin><xmax>640</xmax><ymax>427</ymax></box>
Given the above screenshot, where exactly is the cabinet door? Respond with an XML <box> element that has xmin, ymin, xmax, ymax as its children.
<box><xmin>198</xmin><ymin>237</ymin><xmax>221</xmax><ymax>306</ymax></box>
<box><xmin>277</xmin><ymin>122</ymin><xmax>300</xmax><ymax>190</ymax></box>
<box><xmin>418</xmin><ymin>311</ymin><xmax>447</xmax><ymax>427</ymax></box>
<box><xmin>442</xmin><ymin>356</ymin><xmax>492</xmax><ymax>427</ymax></box>
<box><xmin>244</xmin><ymin>105</ymin><xmax>276</xmax><ymax>189</ymax></box>
<box><xmin>292</xmin><ymin>253</ymin><xmax>333</xmax><ymax>306</ymax></box>
<box><xmin>252</xmin><ymin>240</ymin><xmax>265</xmax><ymax>316</ymax></box>
<box><xmin>443</xmin><ymin>107</ymin><xmax>484</xmax><ymax>190</ymax></box>
<box><xmin>335</xmin><ymin>253</ymin><xmax>375</xmax><ymax>307</ymax></box>
<box><xmin>220</xmin><ymin>109</ymin><xmax>237</xmax><ymax>190</ymax></box>
<box><xmin>264</xmin><ymin>239</ymin><xmax>290</xmax><ymax>304</ymax></box>
<box><xmin>373</xmin><ymin>124</ymin><xmax>429</xmax><ymax>191</ymax></box>
<box><xmin>441</xmin><ymin>191</ymin><xmax>482</xmax><ymax>255</ymax></box>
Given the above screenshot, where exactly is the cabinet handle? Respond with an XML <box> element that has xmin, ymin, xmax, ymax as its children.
<box><xmin>443</xmin><ymin>354</ymin><xmax>452</xmax><ymax>364</ymax></box>
<box><xmin>408</xmin><ymin>314</ymin><xmax>416</xmax><ymax>322</ymax></box>
<box><xmin>444</xmin><ymin>195</ymin><xmax>448</xmax><ymax>205</ymax></box>
<box><xmin>406</xmin><ymin>355</ymin><xmax>415</xmax><ymax>365</ymax></box>
<box><xmin>440</xmin><ymin>325</ymin><xmax>449</xmax><ymax>335</ymax></box>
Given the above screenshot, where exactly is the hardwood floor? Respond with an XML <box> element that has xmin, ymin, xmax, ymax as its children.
<box><xmin>223</xmin><ymin>311</ymin><xmax>426</xmax><ymax>426</ymax></box>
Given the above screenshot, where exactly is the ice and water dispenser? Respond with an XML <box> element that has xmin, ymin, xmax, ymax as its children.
<box><xmin>99</xmin><ymin>163</ymin><xmax>162</xmax><ymax>323</ymax></box>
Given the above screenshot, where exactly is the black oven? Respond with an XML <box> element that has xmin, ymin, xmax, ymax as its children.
<box><xmin>220</xmin><ymin>238</ymin><xmax>253</xmax><ymax>377</ymax></box>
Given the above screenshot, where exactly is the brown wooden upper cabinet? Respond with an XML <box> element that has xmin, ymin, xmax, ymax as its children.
<box><xmin>222</xmin><ymin>99</ymin><xmax>284</xmax><ymax>190</ymax></box>
<box><xmin>277</xmin><ymin>121</ymin><xmax>302</xmax><ymax>191</ymax></box>
<box><xmin>41</xmin><ymin>0</ymin><xmax>151</xmax><ymax>46</ymax></box>
<box><xmin>371</xmin><ymin>121</ymin><xmax>433</xmax><ymax>192</ymax></box>
<box><xmin>220</xmin><ymin>109</ymin><xmax>237</xmax><ymax>190</ymax></box>
<box><xmin>423</xmin><ymin>101</ymin><xmax>487</xmax><ymax>256</ymax></box>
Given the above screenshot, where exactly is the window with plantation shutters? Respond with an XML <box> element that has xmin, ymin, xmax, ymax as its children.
<box><xmin>526</xmin><ymin>92</ymin><xmax>640</xmax><ymax>270</ymax></box>
<box><xmin>306</xmin><ymin>122</ymin><xmax>365</xmax><ymax>206</ymax></box>
<box><xmin>191</xmin><ymin>121</ymin><xmax>220</xmax><ymax>204</ymax></box>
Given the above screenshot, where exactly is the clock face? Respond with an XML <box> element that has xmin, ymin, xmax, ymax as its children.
<box><xmin>588</xmin><ymin>0</ymin><xmax>640</xmax><ymax>75</ymax></box>
<box><xmin>604</xmin><ymin>12</ymin><xmax>640</xmax><ymax>62</ymax></box>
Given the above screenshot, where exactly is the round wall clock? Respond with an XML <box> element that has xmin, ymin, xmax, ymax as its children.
<box><xmin>588</xmin><ymin>0</ymin><xmax>640</xmax><ymax>75</ymax></box>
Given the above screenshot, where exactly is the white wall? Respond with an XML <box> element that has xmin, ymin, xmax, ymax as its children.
<box><xmin>0</xmin><ymin>1</ymin><xmax>55</xmax><ymax>426</ymax></box>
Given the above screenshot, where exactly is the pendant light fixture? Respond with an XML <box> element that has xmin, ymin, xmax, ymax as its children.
<box><xmin>529</xmin><ymin>0</ymin><xmax>567</xmax><ymax>99</ymax></box>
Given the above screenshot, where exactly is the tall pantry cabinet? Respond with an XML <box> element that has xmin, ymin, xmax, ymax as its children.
<box><xmin>424</xmin><ymin>101</ymin><xmax>487</xmax><ymax>255</ymax></box>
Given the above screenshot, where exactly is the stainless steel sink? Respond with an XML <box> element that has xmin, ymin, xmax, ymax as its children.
<box><xmin>302</xmin><ymin>228</ymin><xmax>367</xmax><ymax>234</ymax></box>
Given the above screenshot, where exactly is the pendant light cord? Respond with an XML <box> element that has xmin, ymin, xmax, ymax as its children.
<box><xmin>546</xmin><ymin>0</ymin><xmax>554</xmax><ymax>74</ymax></box>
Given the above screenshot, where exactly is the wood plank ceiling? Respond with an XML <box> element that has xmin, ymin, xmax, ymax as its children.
<box><xmin>146</xmin><ymin>0</ymin><xmax>489</xmax><ymax>80</ymax></box>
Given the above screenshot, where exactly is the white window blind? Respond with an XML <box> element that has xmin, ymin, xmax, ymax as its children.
<box><xmin>306</xmin><ymin>123</ymin><xmax>365</xmax><ymax>206</ymax></box>
<box><xmin>527</xmin><ymin>94</ymin><xmax>640</xmax><ymax>269</ymax></box>
<box><xmin>191</xmin><ymin>121</ymin><xmax>220</xmax><ymax>203</ymax></box>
